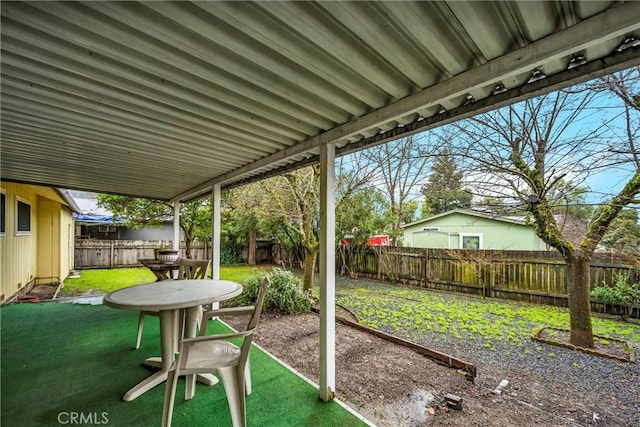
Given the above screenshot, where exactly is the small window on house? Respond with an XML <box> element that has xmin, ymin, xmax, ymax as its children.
<box><xmin>98</xmin><ymin>225</ymin><xmax>117</xmax><ymax>233</ymax></box>
<box><xmin>460</xmin><ymin>234</ymin><xmax>482</xmax><ymax>250</ymax></box>
<box><xmin>16</xmin><ymin>198</ymin><xmax>31</xmax><ymax>235</ymax></box>
<box><xmin>0</xmin><ymin>192</ymin><xmax>5</xmax><ymax>236</ymax></box>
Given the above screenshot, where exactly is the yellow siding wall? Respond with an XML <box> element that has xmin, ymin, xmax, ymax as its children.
<box><xmin>60</xmin><ymin>208</ymin><xmax>74</xmax><ymax>283</ymax></box>
<box><xmin>37</xmin><ymin>197</ymin><xmax>60</xmax><ymax>285</ymax></box>
<box><xmin>1</xmin><ymin>183</ymin><xmax>38</xmax><ymax>302</ymax></box>
<box><xmin>0</xmin><ymin>182</ymin><xmax>75</xmax><ymax>302</ymax></box>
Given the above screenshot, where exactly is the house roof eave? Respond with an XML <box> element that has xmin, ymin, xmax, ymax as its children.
<box><xmin>401</xmin><ymin>209</ymin><xmax>528</xmax><ymax>229</ymax></box>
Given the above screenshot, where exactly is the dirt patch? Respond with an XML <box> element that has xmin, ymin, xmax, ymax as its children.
<box><xmin>15</xmin><ymin>284</ymin><xmax>61</xmax><ymax>302</ymax></box>
<box><xmin>224</xmin><ymin>312</ymin><xmax>600</xmax><ymax>426</ymax></box>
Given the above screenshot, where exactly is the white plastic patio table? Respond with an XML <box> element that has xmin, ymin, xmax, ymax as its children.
<box><xmin>103</xmin><ymin>279</ymin><xmax>243</xmax><ymax>401</ymax></box>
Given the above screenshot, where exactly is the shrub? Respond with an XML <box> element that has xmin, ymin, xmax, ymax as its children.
<box><xmin>590</xmin><ymin>272</ymin><xmax>640</xmax><ymax>320</ymax></box>
<box><xmin>229</xmin><ymin>268</ymin><xmax>312</xmax><ymax>315</ymax></box>
<box><xmin>220</xmin><ymin>245</ymin><xmax>244</xmax><ymax>265</ymax></box>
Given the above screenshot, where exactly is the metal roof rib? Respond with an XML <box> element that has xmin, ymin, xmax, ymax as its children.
<box><xmin>1</xmin><ymin>1</ymin><xmax>638</xmax><ymax>201</ymax></box>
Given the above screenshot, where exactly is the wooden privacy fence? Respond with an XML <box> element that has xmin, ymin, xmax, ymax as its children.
<box><xmin>339</xmin><ymin>246</ymin><xmax>640</xmax><ymax>318</ymax></box>
<box><xmin>76</xmin><ymin>240</ymin><xmax>639</xmax><ymax>317</ymax></box>
<box><xmin>75</xmin><ymin>240</ymin><xmax>211</xmax><ymax>269</ymax></box>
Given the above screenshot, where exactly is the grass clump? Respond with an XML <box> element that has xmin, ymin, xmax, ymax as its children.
<box><xmin>229</xmin><ymin>268</ymin><xmax>312</xmax><ymax>315</ymax></box>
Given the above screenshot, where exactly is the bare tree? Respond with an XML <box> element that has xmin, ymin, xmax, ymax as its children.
<box><xmin>362</xmin><ymin>135</ymin><xmax>432</xmax><ymax>245</ymax></box>
<box><xmin>260</xmin><ymin>167</ymin><xmax>319</xmax><ymax>291</ymax></box>
<box><xmin>261</xmin><ymin>159</ymin><xmax>375</xmax><ymax>291</ymax></box>
<box><xmin>450</xmin><ymin>69</ymin><xmax>640</xmax><ymax>348</ymax></box>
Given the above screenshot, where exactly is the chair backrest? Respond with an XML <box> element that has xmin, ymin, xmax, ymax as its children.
<box><xmin>177</xmin><ymin>259</ymin><xmax>210</xmax><ymax>280</ymax></box>
<box><xmin>247</xmin><ymin>277</ymin><xmax>271</xmax><ymax>331</ymax></box>
<box><xmin>239</xmin><ymin>277</ymin><xmax>271</xmax><ymax>368</ymax></box>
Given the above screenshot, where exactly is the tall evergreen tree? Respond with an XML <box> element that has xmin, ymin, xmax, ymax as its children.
<box><xmin>421</xmin><ymin>150</ymin><xmax>472</xmax><ymax>215</ymax></box>
<box><xmin>601</xmin><ymin>209</ymin><xmax>640</xmax><ymax>256</ymax></box>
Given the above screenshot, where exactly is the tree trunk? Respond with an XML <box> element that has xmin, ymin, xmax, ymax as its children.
<box><xmin>248</xmin><ymin>230</ymin><xmax>257</xmax><ymax>265</ymax></box>
<box><xmin>302</xmin><ymin>249</ymin><xmax>317</xmax><ymax>291</ymax></box>
<box><xmin>180</xmin><ymin>222</ymin><xmax>192</xmax><ymax>260</ymax></box>
<box><xmin>565</xmin><ymin>254</ymin><xmax>594</xmax><ymax>348</ymax></box>
<box><xmin>185</xmin><ymin>238</ymin><xmax>192</xmax><ymax>259</ymax></box>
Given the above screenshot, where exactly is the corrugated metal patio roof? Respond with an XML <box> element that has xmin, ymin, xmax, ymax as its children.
<box><xmin>2</xmin><ymin>1</ymin><xmax>639</xmax><ymax>201</ymax></box>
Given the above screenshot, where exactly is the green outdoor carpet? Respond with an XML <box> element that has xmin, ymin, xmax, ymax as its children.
<box><xmin>1</xmin><ymin>301</ymin><xmax>367</xmax><ymax>427</ymax></box>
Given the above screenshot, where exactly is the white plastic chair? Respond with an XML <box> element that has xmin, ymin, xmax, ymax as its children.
<box><xmin>197</xmin><ymin>293</ymin><xmax>260</xmax><ymax>396</ymax></box>
<box><xmin>135</xmin><ymin>259</ymin><xmax>210</xmax><ymax>349</ymax></box>
<box><xmin>162</xmin><ymin>277</ymin><xmax>271</xmax><ymax>427</ymax></box>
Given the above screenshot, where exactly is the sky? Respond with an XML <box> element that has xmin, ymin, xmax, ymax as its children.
<box><xmin>585</xmin><ymin>167</ymin><xmax>634</xmax><ymax>204</ymax></box>
<box><xmin>342</xmin><ymin>69</ymin><xmax>639</xmax><ymax>218</ymax></box>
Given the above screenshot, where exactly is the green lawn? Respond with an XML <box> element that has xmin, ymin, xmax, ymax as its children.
<box><xmin>62</xmin><ymin>267</ymin><xmax>639</xmax><ymax>352</ymax></box>
<box><xmin>61</xmin><ymin>265</ymin><xmax>271</xmax><ymax>296</ymax></box>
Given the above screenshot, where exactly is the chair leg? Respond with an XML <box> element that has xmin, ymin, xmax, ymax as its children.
<box><xmin>196</xmin><ymin>307</ymin><xmax>203</xmax><ymax>334</ymax></box>
<box><xmin>135</xmin><ymin>312</ymin><xmax>145</xmax><ymax>349</ymax></box>
<box><xmin>218</xmin><ymin>367</ymin><xmax>246</xmax><ymax>427</ymax></box>
<box><xmin>244</xmin><ymin>359</ymin><xmax>252</xmax><ymax>396</ymax></box>
<box><xmin>210</xmin><ymin>301</ymin><xmax>220</xmax><ymax>315</ymax></box>
<box><xmin>236</xmin><ymin>367</ymin><xmax>247</xmax><ymax>427</ymax></box>
<box><xmin>185</xmin><ymin>373</ymin><xmax>196</xmax><ymax>401</ymax></box>
<box><xmin>182</xmin><ymin>307</ymin><xmax>200</xmax><ymax>400</ymax></box>
<box><xmin>162</xmin><ymin>368</ymin><xmax>179</xmax><ymax>427</ymax></box>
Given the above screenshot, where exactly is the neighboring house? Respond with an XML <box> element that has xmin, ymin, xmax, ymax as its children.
<box><xmin>70</xmin><ymin>189</ymin><xmax>124</xmax><ymax>239</ymax></box>
<box><xmin>1</xmin><ymin>182</ymin><xmax>79</xmax><ymax>303</ymax></box>
<box><xmin>401</xmin><ymin>209</ymin><xmax>547</xmax><ymax>250</ymax></box>
<box><xmin>75</xmin><ymin>214</ymin><xmax>179</xmax><ymax>241</ymax></box>
<box><xmin>70</xmin><ymin>190</ymin><xmax>183</xmax><ymax>241</ymax></box>
<box><xmin>119</xmin><ymin>222</ymin><xmax>181</xmax><ymax>241</ymax></box>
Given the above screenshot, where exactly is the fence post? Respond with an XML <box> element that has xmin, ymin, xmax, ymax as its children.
<box><xmin>109</xmin><ymin>241</ymin><xmax>115</xmax><ymax>269</ymax></box>
<box><xmin>422</xmin><ymin>248</ymin><xmax>428</xmax><ymax>287</ymax></box>
<box><xmin>377</xmin><ymin>246</ymin><xmax>385</xmax><ymax>280</ymax></box>
<box><xmin>488</xmin><ymin>251</ymin><xmax>494</xmax><ymax>298</ymax></box>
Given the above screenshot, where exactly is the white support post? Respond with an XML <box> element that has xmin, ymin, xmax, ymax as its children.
<box><xmin>212</xmin><ymin>184</ymin><xmax>221</xmax><ymax>280</ymax></box>
<box><xmin>172</xmin><ymin>201</ymin><xmax>180</xmax><ymax>279</ymax></box>
<box><xmin>319</xmin><ymin>142</ymin><xmax>336</xmax><ymax>401</ymax></box>
<box><xmin>173</xmin><ymin>201</ymin><xmax>180</xmax><ymax>251</ymax></box>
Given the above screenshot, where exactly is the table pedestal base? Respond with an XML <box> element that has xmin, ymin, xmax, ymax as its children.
<box><xmin>123</xmin><ymin>370</ymin><xmax>168</xmax><ymax>402</ymax></box>
<box><xmin>121</xmin><ymin>357</ymin><xmax>219</xmax><ymax>401</ymax></box>
<box><xmin>144</xmin><ymin>357</ymin><xmax>218</xmax><ymax>386</ymax></box>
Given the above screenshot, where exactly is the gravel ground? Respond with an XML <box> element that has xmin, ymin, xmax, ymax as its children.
<box><xmin>406</xmin><ymin>327</ymin><xmax>640</xmax><ymax>426</ymax></box>
<box><xmin>234</xmin><ymin>309</ymin><xmax>639</xmax><ymax>427</ymax></box>
<box><xmin>333</xmin><ymin>276</ymin><xmax>640</xmax><ymax>426</ymax></box>
<box><xmin>248</xmin><ymin>274</ymin><xmax>640</xmax><ymax>426</ymax></box>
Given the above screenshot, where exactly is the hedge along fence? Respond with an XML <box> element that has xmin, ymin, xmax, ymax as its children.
<box><xmin>74</xmin><ymin>240</ymin><xmax>212</xmax><ymax>269</ymax></box>
<box><xmin>339</xmin><ymin>246</ymin><xmax>640</xmax><ymax>319</ymax></box>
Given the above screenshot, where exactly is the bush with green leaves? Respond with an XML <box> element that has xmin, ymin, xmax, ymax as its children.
<box><xmin>590</xmin><ymin>272</ymin><xmax>640</xmax><ymax>320</ymax></box>
<box><xmin>220</xmin><ymin>244</ymin><xmax>244</xmax><ymax>265</ymax></box>
<box><xmin>229</xmin><ymin>268</ymin><xmax>312</xmax><ymax>315</ymax></box>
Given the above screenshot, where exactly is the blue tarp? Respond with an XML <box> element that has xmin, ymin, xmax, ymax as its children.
<box><xmin>73</xmin><ymin>213</ymin><xmax>123</xmax><ymax>224</ymax></box>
